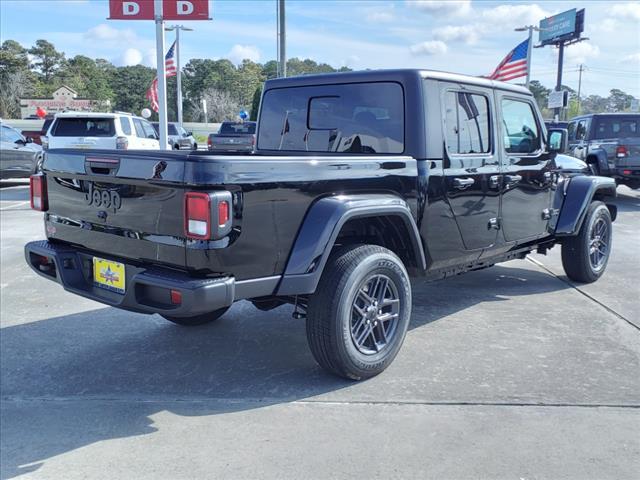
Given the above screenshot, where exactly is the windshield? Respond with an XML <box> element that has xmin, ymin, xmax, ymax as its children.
<box><xmin>592</xmin><ymin>116</ymin><xmax>640</xmax><ymax>139</ymax></box>
<box><xmin>219</xmin><ymin>122</ymin><xmax>256</xmax><ymax>135</ymax></box>
<box><xmin>52</xmin><ymin>118</ymin><xmax>115</xmax><ymax>137</ymax></box>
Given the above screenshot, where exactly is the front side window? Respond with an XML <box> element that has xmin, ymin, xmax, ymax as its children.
<box><xmin>1</xmin><ymin>126</ymin><xmax>23</xmax><ymax>143</ymax></box>
<box><xmin>141</xmin><ymin>121</ymin><xmax>158</xmax><ymax>139</ymax></box>
<box><xmin>167</xmin><ymin>124</ymin><xmax>178</xmax><ymax>136</ymax></box>
<box><xmin>576</xmin><ymin>120</ymin><xmax>588</xmax><ymax>140</ymax></box>
<box><xmin>501</xmin><ymin>99</ymin><xmax>541</xmax><ymax>154</ymax></box>
<box><xmin>258</xmin><ymin>82</ymin><xmax>404</xmax><ymax>154</ymax></box>
<box><xmin>443</xmin><ymin>91</ymin><xmax>491</xmax><ymax>155</ymax></box>
<box><xmin>133</xmin><ymin>118</ymin><xmax>146</xmax><ymax>138</ymax></box>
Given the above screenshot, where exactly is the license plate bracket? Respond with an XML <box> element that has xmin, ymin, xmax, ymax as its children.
<box><xmin>93</xmin><ymin>257</ymin><xmax>125</xmax><ymax>294</ymax></box>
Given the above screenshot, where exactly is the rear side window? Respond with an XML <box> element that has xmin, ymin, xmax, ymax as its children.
<box><xmin>119</xmin><ymin>117</ymin><xmax>132</xmax><ymax>135</ymax></box>
<box><xmin>443</xmin><ymin>91</ymin><xmax>491</xmax><ymax>155</ymax></box>
<box><xmin>219</xmin><ymin>122</ymin><xmax>256</xmax><ymax>134</ymax></box>
<box><xmin>500</xmin><ymin>99</ymin><xmax>541</xmax><ymax>154</ymax></box>
<box><xmin>593</xmin><ymin>117</ymin><xmax>639</xmax><ymax>139</ymax></box>
<box><xmin>258</xmin><ymin>82</ymin><xmax>404</xmax><ymax>154</ymax></box>
<box><xmin>168</xmin><ymin>124</ymin><xmax>178</xmax><ymax>135</ymax></box>
<box><xmin>133</xmin><ymin>118</ymin><xmax>146</xmax><ymax>138</ymax></box>
<box><xmin>52</xmin><ymin>118</ymin><xmax>115</xmax><ymax>137</ymax></box>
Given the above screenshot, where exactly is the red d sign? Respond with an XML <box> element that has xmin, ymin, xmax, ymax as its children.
<box><xmin>162</xmin><ymin>0</ymin><xmax>210</xmax><ymax>20</ymax></box>
<box><xmin>108</xmin><ymin>0</ymin><xmax>155</xmax><ymax>20</ymax></box>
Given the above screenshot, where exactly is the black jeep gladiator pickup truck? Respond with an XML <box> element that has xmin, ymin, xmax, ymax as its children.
<box><xmin>26</xmin><ymin>69</ymin><xmax>617</xmax><ymax>380</ymax></box>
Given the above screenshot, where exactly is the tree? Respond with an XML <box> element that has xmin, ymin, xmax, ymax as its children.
<box><xmin>193</xmin><ymin>88</ymin><xmax>241</xmax><ymax>123</ymax></box>
<box><xmin>250</xmin><ymin>84</ymin><xmax>263</xmax><ymax>121</ymax></box>
<box><xmin>59</xmin><ymin>55</ymin><xmax>113</xmax><ymax>102</ymax></box>
<box><xmin>607</xmin><ymin>89</ymin><xmax>634</xmax><ymax>112</ymax></box>
<box><xmin>29</xmin><ymin>39</ymin><xmax>65</xmax><ymax>82</ymax></box>
<box><xmin>0</xmin><ymin>40</ymin><xmax>33</xmax><ymax>117</ymax></box>
<box><xmin>109</xmin><ymin>65</ymin><xmax>156</xmax><ymax>115</ymax></box>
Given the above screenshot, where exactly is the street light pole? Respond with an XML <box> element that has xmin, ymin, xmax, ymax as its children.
<box><xmin>165</xmin><ymin>25</ymin><xmax>193</xmax><ymax>127</ymax></box>
<box><xmin>154</xmin><ymin>0</ymin><xmax>168</xmax><ymax>150</ymax></box>
<box><xmin>277</xmin><ymin>0</ymin><xmax>286</xmax><ymax>77</ymax></box>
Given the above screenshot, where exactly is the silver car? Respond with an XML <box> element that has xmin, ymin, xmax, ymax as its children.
<box><xmin>152</xmin><ymin>122</ymin><xmax>198</xmax><ymax>150</ymax></box>
<box><xmin>1</xmin><ymin>123</ymin><xmax>43</xmax><ymax>179</ymax></box>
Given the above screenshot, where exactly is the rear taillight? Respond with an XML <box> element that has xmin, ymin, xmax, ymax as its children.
<box><xmin>116</xmin><ymin>136</ymin><xmax>129</xmax><ymax>150</ymax></box>
<box><xmin>184</xmin><ymin>191</ymin><xmax>233</xmax><ymax>240</ymax></box>
<box><xmin>41</xmin><ymin>135</ymin><xmax>49</xmax><ymax>150</ymax></box>
<box><xmin>250</xmin><ymin>135</ymin><xmax>256</xmax><ymax>146</ymax></box>
<box><xmin>207</xmin><ymin>137</ymin><xmax>212</xmax><ymax>147</ymax></box>
<box><xmin>616</xmin><ymin>145</ymin><xmax>628</xmax><ymax>158</ymax></box>
<box><xmin>30</xmin><ymin>174</ymin><xmax>48</xmax><ymax>211</ymax></box>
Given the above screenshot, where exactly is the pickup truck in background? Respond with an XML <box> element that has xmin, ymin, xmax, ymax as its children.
<box><xmin>207</xmin><ymin>121</ymin><xmax>256</xmax><ymax>152</ymax></box>
<box><xmin>567</xmin><ymin>113</ymin><xmax>640</xmax><ymax>189</ymax></box>
<box><xmin>20</xmin><ymin>117</ymin><xmax>54</xmax><ymax>146</ymax></box>
<box><xmin>25</xmin><ymin>69</ymin><xmax>617</xmax><ymax>380</ymax></box>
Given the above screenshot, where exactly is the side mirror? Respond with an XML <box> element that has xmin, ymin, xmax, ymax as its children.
<box><xmin>548</xmin><ymin>128</ymin><xmax>568</xmax><ymax>153</ymax></box>
<box><xmin>25</xmin><ymin>136</ymin><xmax>34</xmax><ymax>144</ymax></box>
<box><xmin>186</xmin><ymin>131</ymin><xmax>193</xmax><ymax>137</ymax></box>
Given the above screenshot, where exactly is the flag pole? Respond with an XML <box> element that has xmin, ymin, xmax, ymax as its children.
<box><xmin>525</xmin><ymin>25</ymin><xmax>533</xmax><ymax>89</ymax></box>
<box><xmin>154</xmin><ymin>0</ymin><xmax>168</xmax><ymax>150</ymax></box>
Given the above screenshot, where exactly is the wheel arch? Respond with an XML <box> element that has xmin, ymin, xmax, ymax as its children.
<box><xmin>553</xmin><ymin>175</ymin><xmax>617</xmax><ymax>237</ymax></box>
<box><xmin>276</xmin><ymin>194</ymin><xmax>426</xmax><ymax>296</ymax></box>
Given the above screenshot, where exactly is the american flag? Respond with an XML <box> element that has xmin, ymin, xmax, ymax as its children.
<box><xmin>487</xmin><ymin>38</ymin><xmax>529</xmax><ymax>82</ymax></box>
<box><xmin>146</xmin><ymin>41</ymin><xmax>177</xmax><ymax>112</ymax></box>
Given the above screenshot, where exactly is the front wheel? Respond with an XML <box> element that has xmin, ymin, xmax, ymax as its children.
<box><xmin>162</xmin><ymin>306</ymin><xmax>229</xmax><ymax>326</ymax></box>
<box><xmin>561</xmin><ymin>201</ymin><xmax>612</xmax><ymax>283</ymax></box>
<box><xmin>306</xmin><ymin>245</ymin><xmax>412</xmax><ymax>380</ymax></box>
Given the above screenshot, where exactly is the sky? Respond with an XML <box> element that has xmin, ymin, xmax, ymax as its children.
<box><xmin>1</xmin><ymin>0</ymin><xmax>639</xmax><ymax>98</ymax></box>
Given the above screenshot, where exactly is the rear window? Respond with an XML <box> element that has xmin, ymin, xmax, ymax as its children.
<box><xmin>219</xmin><ymin>122</ymin><xmax>256</xmax><ymax>135</ymax></box>
<box><xmin>592</xmin><ymin>116</ymin><xmax>640</xmax><ymax>139</ymax></box>
<box><xmin>258</xmin><ymin>82</ymin><xmax>404</xmax><ymax>154</ymax></box>
<box><xmin>52</xmin><ymin>118</ymin><xmax>115</xmax><ymax>137</ymax></box>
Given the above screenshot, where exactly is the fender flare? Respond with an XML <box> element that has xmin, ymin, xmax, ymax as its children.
<box><xmin>553</xmin><ymin>175</ymin><xmax>617</xmax><ymax>237</ymax></box>
<box><xmin>585</xmin><ymin>149</ymin><xmax>609</xmax><ymax>174</ymax></box>
<box><xmin>276</xmin><ymin>194</ymin><xmax>426</xmax><ymax>296</ymax></box>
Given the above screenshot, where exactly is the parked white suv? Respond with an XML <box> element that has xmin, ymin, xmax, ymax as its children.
<box><xmin>43</xmin><ymin>112</ymin><xmax>160</xmax><ymax>150</ymax></box>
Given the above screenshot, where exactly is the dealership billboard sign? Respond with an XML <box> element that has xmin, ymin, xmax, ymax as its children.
<box><xmin>108</xmin><ymin>0</ymin><xmax>210</xmax><ymax>21</ymax></box>
<box><xmin>539</xmin><ymin>8</ymin><xmax>585</xmax><ymax>46</ymax></box>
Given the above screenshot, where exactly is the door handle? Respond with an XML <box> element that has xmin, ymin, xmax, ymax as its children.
<box><xmin>489</xmin><ymin>175</ymin><xmax>502</xmax><ymax>189</ymax></box>
<box><xmin>453</xmin><ymin>177</ymin><xmax>475</xmax><ymax>189</ymax></box>
<box><xmin>505</xmin><ymin>174</ymin><xmax>522</xmax><ymax>184</ymax></box>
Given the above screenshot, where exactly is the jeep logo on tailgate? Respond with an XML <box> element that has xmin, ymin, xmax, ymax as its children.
<box><xmin>85</xmin><ymin>183</ymin><xmax>122</xmax><ymax>212</ymax></box>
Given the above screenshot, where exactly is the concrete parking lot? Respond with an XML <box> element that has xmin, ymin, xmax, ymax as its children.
<box><xmin>1</xmin><ymin>180</ymin><xmax>639</xmax><ymax>479</ymax></box>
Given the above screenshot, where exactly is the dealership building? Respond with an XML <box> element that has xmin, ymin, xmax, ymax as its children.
<box><xmin>19</xmin><ymin>86</ymin><xmax>110</xmax><ymax>118</ymax></box>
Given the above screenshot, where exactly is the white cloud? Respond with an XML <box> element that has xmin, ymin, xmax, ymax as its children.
<box><xmin>622</xmin><ymin>52</ymin><xmax>640</xmax><ymax>64</ymax></box>
<box><xmin>407</xmin><ymin>0</ymin><xmax>472</xmax><ymax>17</ymax></box>
<box><xmin>409</xmin><ymin>40</ymin><xmax>448</xmax><ymax>56</ymax></box>
<box><xmin>365</xmin><ymin>4</ymin><xmax>396</xmax><ymax>23</ymax></box>
<box><xmin>564</xmin><ymin>42</ymin><xmax>600</xmax><ymax>65</ymax></box>
<box><xmin>610</xmin><ymin>3</ymin><xmax>640</xmax><ymax>21</ymax></box>
<box><xmin>226</xmin><ymin>44</ymin><xmax>261</xmax><ymax>64</ymax></box>
<box><xmin>433</xmin><ymin>25</ymin><xmax>480</xmax><ymax>45</ymax></box>
<box><xmin>118</xmin><ymin>48</ymin><xmax>143</xmax><ymax>66</ymax></box>
<box><xmin>84</xmin><ymin>24</ymin><xmax>137</xmax><ymax>44</ymax></box>
<box><xmin>481</xmin><ymin>4</ymin><xmax>551</xmax><ymax>28</ymax></box>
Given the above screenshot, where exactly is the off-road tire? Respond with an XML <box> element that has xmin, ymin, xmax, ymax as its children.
<box><xmin>162</xmin><ymin>306</ymin><xmax>229</xmax><ymax>326</ymax></box>
<box><xmin>306</xmin><ymin>244</ymin><xmax>412</xmax><ymax>380</ymax></box>
<box><xmin>561</xmin><ymin>201</ymin><xmax>612</xmax><ymax>283</ymax></box>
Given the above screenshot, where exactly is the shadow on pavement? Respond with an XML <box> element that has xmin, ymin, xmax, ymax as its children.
<box><xmin>0</xmin><ymin>264</ymin><xmax>570</xmax><ymax>479</ymax></box>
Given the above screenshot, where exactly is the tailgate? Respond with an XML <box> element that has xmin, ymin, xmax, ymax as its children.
<box><xmin>43</xmin><ymin>149</ymin><xmax>187</xmax><ymax>268</ymax></box>
<box><xmin>211</xmin><ymin>135</ymin><xmax>253</xmax><ymax>147</ymax></box>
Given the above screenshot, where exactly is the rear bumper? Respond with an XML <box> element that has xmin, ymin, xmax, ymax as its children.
<box><xmin>208</xmin><ymin>144</ymin><xmax>253</xmax><ymax>152</ymax></box>
<box><xmin>25</xmin><ymin>240</ymin><xmax>240</xmax><ymax>317</ymax></box>
<box><xmin>612</xmin><ymin>167</ymin><xmax>640</xmax><ymax>181</ymax></box>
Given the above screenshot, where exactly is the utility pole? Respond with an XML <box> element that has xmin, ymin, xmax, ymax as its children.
<box><xmin>515</xmin><ymin>25</ymin><xmax>538</xmax><ymax>89</ymax></box>
<box><xmin>154</xmin><ymin>0</ymin><xmax>168</xmax><ymax>150</ymax></box>
<box><xmin>277</xmin><ymin>0</ymin><xmax>286</xmax><ymax>77</ymax></box>
<box><xmin>577</xmin><ymin>64</ymin><xmax>584</xmax><ymax>114</ymax></box>
<box><xmin>165</xmin><ymin>25</ymin><xmax>193</xmax><ymax>127</ymax></box>
<box><xmin>555</xmin><ymin>41</ymin><xmax>565</xmax><ymax>121</ymax></box>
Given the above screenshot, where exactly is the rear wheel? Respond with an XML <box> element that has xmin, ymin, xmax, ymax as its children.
<box><xmin>306</xmin><ymin>245</ymin><xmax>412</xmax><ymax>380</ymax></box>
<box><xmin>162</xmin><ymin>306</ymin><xmax>229</xmax><ymax>326</ymax></box>
<box><xmin>561</xmin><ymin>201</ymin><xmax>612</xmax><ymax>283</ymax></box>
